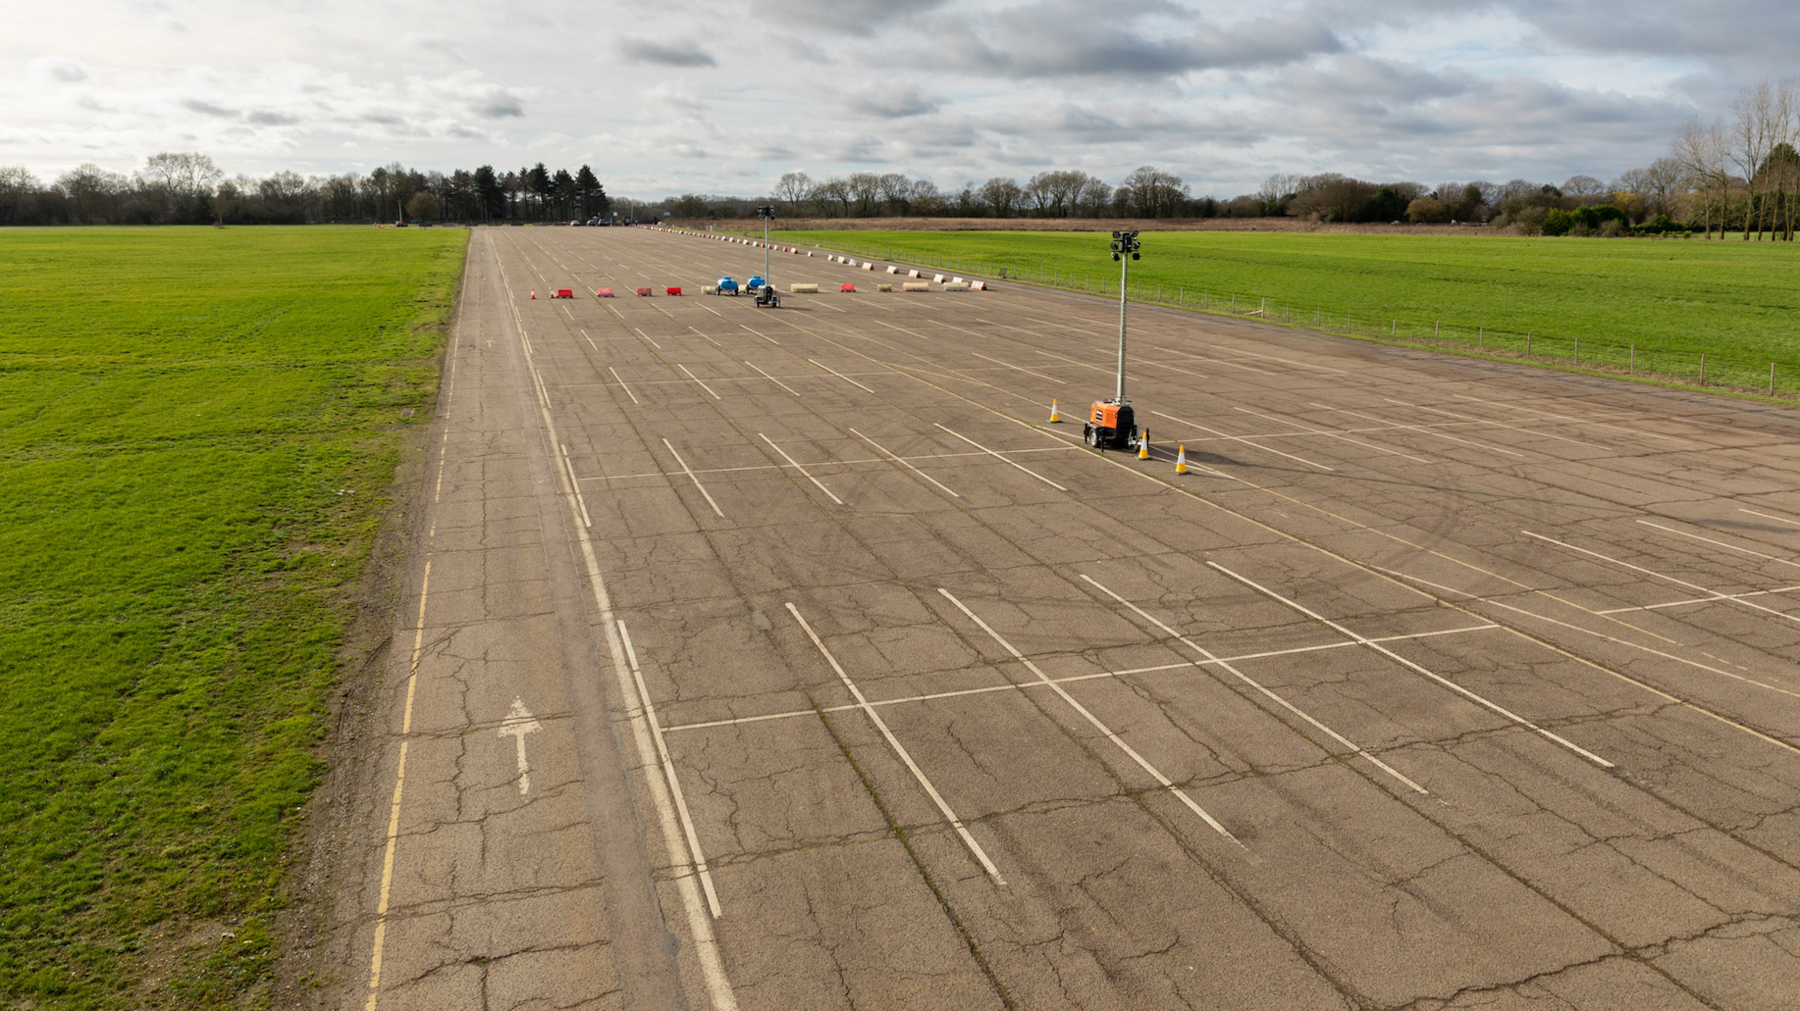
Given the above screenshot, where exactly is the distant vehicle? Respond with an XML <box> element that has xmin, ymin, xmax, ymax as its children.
<box><xmin>746</xmin><ymin>274</ymin><xmax>766</xmax><ymax>291</ymax></box>
<box><xmin>570</xmin><ymin>220</ymin><xmax>583</xmax><ymax>226</ymax></box>
<box><xmin>715</xmin><ymin>275</ymin><xmax>740</xmax><ymax>295</ymax></box>
<box><xmin>394</xmin><ymin>220</ymin><xmax>407</xmax><ymax>227</ymax></box>
<box><xmin>587</xmin><ymin>217</ymin><xmax>600</xmax><ymax>226</ymax></box>
<box><xmin>755</xmin><ymin>285</ymin><xmax>780</xmax><ymax>308</ymax></box>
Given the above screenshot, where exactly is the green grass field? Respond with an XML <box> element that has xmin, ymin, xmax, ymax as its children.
<box><xmin>0</xmin><ymin>226</ymin><xmax>466</xmax><ymax>1008</ymax></box>
<box><xmin>773</xmin><ymin>228</ymin><xmax>1800</xmax><ymax>392</ymax></box>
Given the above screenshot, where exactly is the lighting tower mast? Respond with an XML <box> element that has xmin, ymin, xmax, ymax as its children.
<box><xmin>757</xmin><ymin>204</ymin><xmax>775</xmax><ymax>285</ymax></box>
<box><xmin>1110</xmin><ymin>230</ymin><xmax>1141</xmax><ymax>402</ymax></box>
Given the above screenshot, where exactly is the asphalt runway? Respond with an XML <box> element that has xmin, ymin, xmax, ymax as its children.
<box><xmin>332</xmin><ymin>224</ymin><xmax>1800</xmax><ymax>1010</ymax></box>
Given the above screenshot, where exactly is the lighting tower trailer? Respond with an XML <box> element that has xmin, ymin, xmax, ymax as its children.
<box><xmin>1083</xmin><ymin>230</ymin><xmax>1146</xmax><ymax>452</ymax></box>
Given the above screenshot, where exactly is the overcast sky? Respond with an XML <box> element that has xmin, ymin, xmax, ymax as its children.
<box><xmin>1</xmin><ymin>0</ymin><xmax>1790</xmax><ymax>198</ymax></box>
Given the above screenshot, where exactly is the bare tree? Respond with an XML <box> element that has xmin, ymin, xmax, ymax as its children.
<box><xmin>979</xmin><ymin>176</ymin><xmax>1023</xmax><ymax>218</ymax></box>
<box><xmin>1731</xmin><ymin>81</ymin><xmax>1776</xmax><ymax>239</ymax></box>
<box><xmin>809</xmin><ymin>176</ymin><xmax>851</xmax><ymax>217</ymax></box>
<box><xmin>1561</xmin><ymin>175</ymin><xmax>1607</xmax><ymax>203</ymax></box>
<box><xmin>1075</xmin><ymin>175</ymin><xmax>1114</xmax><ymax>216</ymax></box>
<box><xmin>775</xmin><ymin>171</ymin><xmax>811</xmax><ymax>213</ymax></box>
<box><xmin>1675</xmin><ymin>118</ymin><xmax>1734</xmax><ymax>237</ymax></box>
<box><xmin>142</xmin><ymin>152</ymin><xmax>223</xmax><ymax>217</ymax></box>
<box><xmin>877</xmin><ymin>172</ymin><xmax>913</xmax><ymax>215</ymax></box>
<box><xmin>1115</xmin><ymin>166</ymin><xmax>1188</xmax><ymax>218</ymax></box>
<box><xmin>846</xmin><ymin>172</ymin><xmax>881</xmax><ymax>217</ymax></box>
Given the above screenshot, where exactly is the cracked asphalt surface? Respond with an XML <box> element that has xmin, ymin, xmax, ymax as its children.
<box><xmin>330</xmin><ymin>225</ymin><xmax>1800</xmax><ymax>1010</ymax></box>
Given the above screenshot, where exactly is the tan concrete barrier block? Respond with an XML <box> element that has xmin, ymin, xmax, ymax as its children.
<box><xmin>789</xmin><ymin>282</ymin><xmax>819</xmax><ymax>293</ymax></box>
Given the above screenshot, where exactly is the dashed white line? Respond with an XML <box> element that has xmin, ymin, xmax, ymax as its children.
<box><xmin>808</xmin><ymin>358</ymin><xmax>876</xmax><ymax>393</ymax></box>
<box><xmin>1080</xmin><ymin>575</ymin><xmax>1429</xmax><ymax>794</ymax></box>
<box><xmin>934</xmin><ymin>424</ymin><xmax>1069</xmax><ymax>491</ymax></box>
<box><xmin>1150</xmin><ymin>409</ymin><xmax>1335</xmax><ymax>471</ymax></box>
<box><xmin>679</xmin><ymin>364</ymin><xmax>724</xmax><ymax>400</ymax></box>
<box><xmin>759</xmin><ymin>433</ymin><xmax>844</xmax><ymax>505</ymax></box>
<box><xmin>663</xmin><ymin>438</ymin><xmax>726</xmax><ymax>518</ymax></box>
<box><xmin>1209</xmin><ymin>561</ymin><xmax>1614</xmax><ymax>768</ymax></box>
<box><xmin>608</xmin><ymin>367</ymin><xmax>640</xmax><ymax>405</ymax></box>
<box><xmin>619</xmin><ymin>621</ymin><xmax>723</xmax><ymax>918</ymax></box>
<box><xmin>787</xmin><ymin>603</ymin><xmax>1006</xmax><ymax>884</ymax></box>
<box><xmin>939</xmin><ymin>588</ymin><xmax>1247</xmax><ymax>850</ymax></box>
<box><xmin>850</xmin><ymin>428</ymin><xmax>960</xmax><ymax>498</ymax></box>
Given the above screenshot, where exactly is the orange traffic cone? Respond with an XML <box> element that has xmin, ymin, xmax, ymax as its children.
<box><xmin>1175</xmin><ymin>445</ymin><xmax>1188</xmax><ymax>474</ymax></box>
<box><xmin>530</xmin><ymin>288</ymin><xmax>536</xmax><ymax>299</ymax></box>
<box><xmin>1048</xmin><ymin>399</ymin><xmax>1061</xmax><ymax>423</ymax></box>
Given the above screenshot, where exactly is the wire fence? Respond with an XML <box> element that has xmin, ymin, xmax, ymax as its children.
<box><xmin>778</xmin><ymin>231</ymin><xmax>1800</xmax><ymax>401</ymax></box>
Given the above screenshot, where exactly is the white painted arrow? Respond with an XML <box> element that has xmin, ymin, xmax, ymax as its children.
<box><xmin>496</xmin><ymin>697</ymin><xmax>543</xmax><ymax>795</ymax></box>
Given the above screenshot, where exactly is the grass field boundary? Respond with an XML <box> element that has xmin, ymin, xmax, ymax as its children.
<box><xmin>689</xmin><ymin>225</ymin><xmax>1800</xmax><ymax>403</ymax></box>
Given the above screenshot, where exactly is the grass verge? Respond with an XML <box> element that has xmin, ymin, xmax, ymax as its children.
<box><xmin>769</xmin><ymin>228</ymin><xmax>1800</xmax><ymax>394</ymax></box>
<box><xmin>0</xmin><ymin>225</ymin><xmax>468</xmax><ymax>1008</ymax></box>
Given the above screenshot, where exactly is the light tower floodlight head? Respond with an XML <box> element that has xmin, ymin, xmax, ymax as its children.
<box><xmin>756</xmin><ymin>204</ymin><xmax>776</xmax><ymax>218</ymax></box>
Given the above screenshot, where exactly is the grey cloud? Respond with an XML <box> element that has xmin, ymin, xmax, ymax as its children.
<box><xmin>916</xmin><ymin>1</ymin><xmax>1342</xmax><ymax>79</ymax></box>
<box><xmin>619</xmin><ymin>36</ymin><xmax>718</xmax><ymax>68</ymax></box>
<box><xmin>751</xmin><ymin>0</ymin><xmax>949</xmax><ymax>36</ymax></box>
<box><xmin>844</xmin><ymin>83</ymin><xmax>943</xmax><ymax>118</ymax></box>
<box><xmin>247</xmin><ymin>110</ymin><xmax>302</xmax><ymax>126</ymax></box>
<box><xmin>473</xmin><ymin>95</ymin><xmax>524</xmax><ymax>118</ymax></box>
<box><xmin>181</xmin><ymin>98</ymin><xmax>239</xmax><ymax>118</ymax></box>
<box><xmin>40</xmin><ymin>59</ymin><xmax>88</xmax><ymax>83</ymax></box>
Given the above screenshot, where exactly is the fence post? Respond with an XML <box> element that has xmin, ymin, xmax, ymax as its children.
<box><xmin>1527</xmin><ymin>331</ymin><xmax>1533</xmax><ymax>356</ymax></box>
<box><xmin>1772</xmin><ymin>362</ymin><xmax>1777</xmax><ymax>396</ymax></box>
<box><xmin>1479</xmin><ymin>326</ymin><xmax>1484</xmax><ymax>348</ymax></box>
<box><xmin>1575</xmin><ymin>336</ymin><xmax>1579</xmax><ymax>364</ymax></box>
<box><xmin>1700</xmin><ymin>353</ymin><xmax>1706</xmax><ymax>384</ymax></box>
<box><xmin>1436</xmin><ymin>320</ymin><xmax>1440</xmax><ymax>337</ymax></box>
<box><xmin>1392</xmin><ymin>320</ymin><xmax>1396</xmax><ymax>336</ymax></box>
<box><xmin>1630</xmin><ymin>345</ymin><xmax>1635</xmax><ymax>374</ymax></box>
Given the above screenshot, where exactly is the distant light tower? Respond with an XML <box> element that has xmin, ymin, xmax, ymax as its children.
<box><xmin>756</xmin><ymin>204</ymin><xmax>776</xmax><ymax>284</ymax></box>
<box><xmin>1109</xmin><ymin>230</ymin><xmax>1141</xmax><ymax>402</ymax></box>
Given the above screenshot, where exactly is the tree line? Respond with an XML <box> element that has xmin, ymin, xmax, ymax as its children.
<box><xmin>0</xmin><ymin>154</ymin><xmax>614</xmax><ymax>226</ymax></box>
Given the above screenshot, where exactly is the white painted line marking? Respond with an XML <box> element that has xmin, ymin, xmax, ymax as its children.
<box><xmin>787</xmin><ymin>603</ymin><xmax>1006</xmax><ymax>884</ymax></box>
<box><xmin>1208</xmin><ymin>561</ymin><xmax>1614</xmax><ymax>768</ymax></box>
<box><xmin>581</xmin><ymin>328</ymin><xmax>599</xmax><ymax>351</ymax></box>
<box><xmin>561</xmin><ymin>444</ymin><xmax>593</xmax><ymax>527</ymax></box>
<box><xmin>619</xmin><ymin>621</ymin><xmax>723</xmax><ymax>918</ymax></box>
<box><xmin>663</xmin><ymin>623</ymin><xmax>1502</xmax><ymax>734</ymax></box>
<box><xmin>679</xmin><ymin>364</ymin><xmax>724</xmax><ymax>400</ymax></box>
<box><xmin>740</xmin><ymin>325</ymin><xmax>781</xmax><ymax>345</ymax></box>
<box><xmin>1453</xmin><ymin>393</ymin><xmax>1705</xmax><ymax>447</ymax></box>
<box><xmin>1742</xmin><ymin>508</ymin><xmax>1800</xmax><ymax>528</ymax></box>
<box><xmin>851</xmin><ymin>428</ymin><xmax>960</xmax><ymax>498</ymax></box>
<box><xmin>1232</xmin><ymin>407</ymin><xmax>1430</xmax><ymax>464</ymax></box>
<box><xmin>759</xmin><ymin>433</ymin><xmax>844</xmax><ymax>505</ymax></box>
<box><xmin>664</xmin><ymin>439</ymin><xmax>725</xmax><ymax>518</ymax></box>
<box><xmin>1527</xmin><ymin>528</ymin><xmax>1800</xmax><ymax>629</ymax></box>
<box><xmin>808</xmin><ymin>358</ymin><xmax>876</xmax><ymax>393</ymax></box>
<box><xmin>496</xmin><ymin>697</ymin><xmax>543</xmax><ymax>795</ymax></box>
<box><xmin>1229</xmin><ymin>345</ymin><xmax>1349</xmax><ymax>374</ymax></box>
<box><xmin>1637</xmin><ymin>519</ymin><xmax>1800</xmax><ymax>573</ymax></box>
<box><xmin>1150</xmin><ymin>410</ymin><xmax>1335</xmax><ymax>471</ymax></box>
<box><xmin>934</xmin><ymin>424</ymin><xmax>1069</xmax><ymax>491</ymax></box>
<box><xmin>970</xmin><ymin>351</ymin><xmax>1060</xmax><ymax>383</ymax></box>
<box><xmin>1376</xmin><ymin>564</ymin><xmax>1800</xmax><ymax>740</ymax></box>
<box><xmin>495</xmin><ymin>251</ymin><xmax>739</xmax><ymax>1010</ymax></box>
<box><xmin>608</xmin><ymin>367</ymin><xmax>640</xmax><ymax>405</ymax></box>
<box><xmin>689</xmin><ymin>327</ymin><xmax>724</xmax><ymax>348</ymax></box>
<box><xmin>1309</xmin><ymin>403</ymin><xmax>1526</xmax><ymax>457</ymax></box>
<box><xmin>633</xmin><ymin>327</ymin><xmax>663</xmax><ymax>349</ymax></box>
<box><xmin>938</xmin><ymin>588</ymin><xmax>1246</xmax><ymax>849</ymax></box>
<box><xmin>1385</xmin><ymin>398</ymin><xmax>1605</xmax><ymax>451</ymax></box>
<box><xmin>745</xmin><ymin>361</ymin><xmax>799</xmax><ymax>395</ymax></box>
<box><xmin>1597</xmin><ymin>582</ymin><xmax>1800</xmax><ymax>615</ymax></box>
<box><xmin>1080</xmin><ymin>575</ymin><xmax>1428</xmax><ymax>794</ymax></box>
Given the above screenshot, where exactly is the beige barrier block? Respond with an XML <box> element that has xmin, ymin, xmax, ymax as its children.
<box><xmin>886</xmin><ymin>265</ymin><xmax>899</xmax><ymax>273</ymax></box>
<box><xmin>789</xmin><ymin>282</ymin><xmax>819</xmax><ymax>293</ymax></box>
<box><xmin>933</xmin><ymin>274</ymin><xmax>947</xmax><ymax>283</ymax></box>
<box><xmin>877</xmin><ymin>283</ymin><xmax>893</xmax><ymax>291</ymax></box>
<box><xmin>901</xmin><ymin>281</ymin><xmax>930</xmax><ymax>292</ymax></box>
<box><xmin>944</xmin><ymin>282</ymin><xmax>970</xmax><ymax>291</ymax></box>
<box><xmin>907</xmin><ymin>269</ymin><xmax>921</xmax><ymax>278</ymax></box>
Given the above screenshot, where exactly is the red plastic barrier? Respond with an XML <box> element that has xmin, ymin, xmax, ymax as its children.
<box><xmin>554</xmin><ymin>289</ymin><xmax>574</xmax><ymax>299</ymax></box>
<box><xmin>596</xmin><ymin>288</ymin><xmax>614</xmax><ymax>297</ymax></box>
<box><xmin>635</xmin><ymin>287</ymin><xmax>652</xmax><ymax>296</ymax></box>
<box><xmin>665</xmin><ymin>286</ymin><xmax>683</xmax><ymax>296</ymax></box>
<box><xmin>840</xmin><ymin>283</ymin><xmax>857</xmax><ymax>292</ymax></box>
